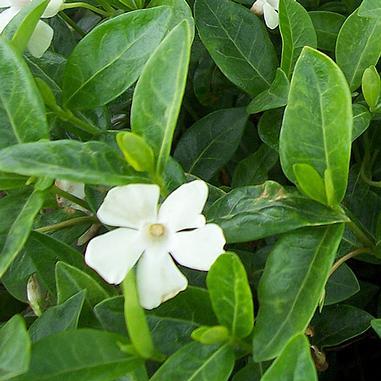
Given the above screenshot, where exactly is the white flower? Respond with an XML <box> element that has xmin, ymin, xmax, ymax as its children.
<box><xmin>55</xmin><ymin>179</ymin><xmax>86</xmax><ymax>211</ymax></box>
<box><xmin>0</xmin><ymin>0</ymin><xmax>64</xmax><ymax>57</ymax></box>
<box><xmin>85</xmin><ymin>180</ymin><xmax>226</xmax><ymax>310</ymax></box>
<box><xmin>251</xmin><ymin>0</ymin><xmax>279</xmax><ymax>30</ymax></box>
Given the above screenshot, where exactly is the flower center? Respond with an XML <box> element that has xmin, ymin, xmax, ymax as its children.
<box><xmin>149</xmin><ymin>223</ymin><xmax>166</xmax><ymax>237</ymax></box>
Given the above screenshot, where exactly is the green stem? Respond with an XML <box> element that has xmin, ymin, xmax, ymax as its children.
<box><xmin>347</xmin><ymin>220</ymin><xmax>375</xmax><ymax>249</ymax></box>
<box><xmin>58</xmin><ymin>12</ymin><xmax>86</xmax><ymax>37</ymax></box>
<box><xmin>329</xmin><ymin>247</ymin><xmax>371</xmax><ymax>277</ymax></box>
<box><xmin>52</xmin><ymin>185</ymin><xmax>90</xmax><ymax>210</ymax></box>
<box><xmin>36</xmin><ymin>216</ymin><xmax>97</xmax><ymax>234</ymax></box>
<box><xmin>96</xmin><ymin>0</ymin><xmax>115</xmax><ymax>13</ymax></box>
<box><xmin>62</xmin><ymin>2</ymin><xmax>110</xmax><ymax>17</ymax></box>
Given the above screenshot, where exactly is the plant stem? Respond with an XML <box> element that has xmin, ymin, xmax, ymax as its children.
<box><xmin>96</xmin><ymin>0</ymin><xmax>115</xmax><ymax>13</ymax></box>
<box><xmin>62</xmin><ymin>2</ymin><xmax>110</xmax><ymax>17</ymax></box>
<box><xmin>346</xmin><ymin>218</ymin><xmax>375</xmax><ymax>249</ymax></box>
<box><xmin>36</xmin><ymin>216</ymin><xmax>97</xmax><ymax>234</ymax></box>
<box><xmin>58</xmin><ymin>12</ymin><xmax>86</xmax><ymax>37</ymax></box>
<box><xmin>329</xmin><ymin>247</ymin><xmax>371</xmax><ymax>277</ymax></box>
<box><xmin>52</xmin><ymin>185</ymin><xmax>90</xmax><ymax>210</ymax></box>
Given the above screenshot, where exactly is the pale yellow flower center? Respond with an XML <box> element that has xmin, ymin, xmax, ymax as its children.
<box><xmin>149</xmin><ymin>223</ymin><xmax>166</xmax><ymax>237</ymax></box>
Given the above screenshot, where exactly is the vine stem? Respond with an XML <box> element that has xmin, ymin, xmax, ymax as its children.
<box><xmin>52</xmin><ymin>185</ymin><xmax>90</xmax><ymax>210</ymax></box>
<box><xmin>35</xmin><ymin>216</ymin><xmax>97</xmax><ymax>234</ymax></box>
<box><xmin>328</xmin><ymin>247</ymin><xmax>371</xmax><ymax>277</ymax></box>
<box><xmin>62</xmin><ymin>2</ymin><xmax>110</xmax><ymax>17</ymax></box>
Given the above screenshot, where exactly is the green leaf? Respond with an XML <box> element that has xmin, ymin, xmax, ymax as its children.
<box><xmin>352</xmin><ymin>103</ymin><xmax>372</xmax><ymax>141</ymax></box>
<box><xmin>150</xmin><ymin>342</ymin><xmax>235</xmax><ymax>381</ymax></box>
<box><xmin>324</xmin><ymin>264</ymin><xmax>359</xmax><ymax>305</ymax></box>
<box><xmin>206</xmin><ymin>181</ymin><xmax>349</xmax><ymax>243</ymax></box>
<box><xmin>131</xmin><ymin>21</ymin><xmax>191</xmax><ymax>174</ymax></box>
<box><xmin>232</xmin><ymin>145</ymin><xmax>278</xmax><ymax>187</ymax></box>
<box><xmin>371</xmin><ymin>318</ymin><xmax>381</xmax><ymax>337</ymax></box>
<box><xmin>260</xmin><ymin>334</ymin><xmax>317</xmax><ymax>381</ymax></box>
<box><xmin>62</xmin><ymin>7</ymin><xmax>172</xmax><ymax>109</ymax></box>
<box><xmin>0</xmin><ymin>172</ymin><xmax>27</xmax><ymax>190</ymax></box>
<box><xmin>0</xmin><ymin>141</ymin><xmax>147</xmax><ymax>186</ymax></box>
<box><xmin>194</xmin><ymin>0</ymin><xmax>278</xmax><ymax>95</ymax></box>
<box><xmin>252</xmin><ymin>224</ymin><xmax>344</xmax><ymax>361</ymax></box>
<box><xmin>309</xmin><ymin>11</ymin><xmax>345</xmax><ymax>52</ymax></box>
<box><xmin>29</xmin><ymin>290</ymin><xmax>86</xmax><ymax>342</ymax></box>
<box><xmin>0</xmin><ymin>315</ymin><xmax>31</xmax><ymax>381</ymax></box>
<box><xmin>336</xmin><ymin>9</ymin><xmax>381</xmax><ymax>91</ymax></box>
<box><xmin>191</xmin><ymin>326</ymin><xmax>230</xmax><ymax>345</ymax></box>
<box><xmin>362</xmin><ymin>65</ymin><xmax>380</xmax><ymax>110</ymax></box>
<box><xmin>279</xmin><ymin>0</ymin><xmax>317</xmax><ymax>77</ymax></box>
<box><xmin>207</xmin><ymin>253</ymin><xmax>253</xmax><ymax>338</ymax></box>
<box><xmin>258</xmin><ymin>109</ymin><xmax>283</xmax><ymax>152</ymax></box>
<box><xmin>174</xmin><ymin>108</ymin><xmax>248</xmax><ymax>181</ymax></box>
<box><xmin>247</xmin><ymin>69</ymin><xmax>289</xmax><ymax>114</ymax></box>
<box><xmin>358</xmin><ymin>0</ymin><xmax>381</xmax><ymax>18</ymax></box>
<box><xmin>13</xmin><ymin>329</ymin><xmax>140</xmax><ymax>381</ymax></box>
<box><xmin>312</xmin><ymin>305</ymin><xmax>373</xmax><ymax>347</ymax></box>
<box><xmin>0</xmin><ymin>190</ymin><xmax>45</xmax><ymax>278</ymax></box>
<box><xmin>0</xmin><ymin>37</ymin><xmax>48</xmax><ymax>149</ymax></box>
<box><xmin>280</xmin><ymin>47</ymin><xmax>352</xmax><ymax>205</ymax></box>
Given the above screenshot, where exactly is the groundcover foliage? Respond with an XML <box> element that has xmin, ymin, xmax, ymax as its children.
<box><xmin>1</xmin><ymin>0</ymin><xmax>381</xmax><ymax>380</ymax></box>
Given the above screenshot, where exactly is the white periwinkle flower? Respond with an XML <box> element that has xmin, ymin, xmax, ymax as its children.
<box><xmin>0</xmin><ymin>0</ymin><xmax>64</xmax><ymax>57</ymax></box>
<box><xmin>85</xmin><ymin>180</ymin><xmax>226</xmax><ymax>310</ymax></box>
<box><xmin>251</xmin><ymin>0</ymin><xmax>279</xmax><ymax>30</ymax></box>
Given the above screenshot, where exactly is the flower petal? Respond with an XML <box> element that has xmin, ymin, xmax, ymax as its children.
<box><xmin>0</xmin><ymin>1</ymin><xmax>11</xmax><ymax>8</ymax></box>
<box><xmin>97</xmin><ymin>184</ymin><xmax>160</xmax><ymax>229</ymax></box>
<box><xmin>85</xmin><ymin>228</ymin><xmax>144</xmax><ymax>285</ymax></box>
<box><xmin>267</xmin><ymin>0</ymin><xmax>279</xmax><ymax>10</ymax></box>
<box><xmin>0</xmin><ymin>7</ymin><xmax>18</xmax><ymax>33</ymax></box>
<box><xmin>158</xmin><ymin>180</ymin><xmax>208</xmax><ymax>232</ymax></box>
<box><xmin>263</xmin><ymin>2</ymin><xmax>279</xmax><ymax>29</ymax></box>
<box><xmin>250</xmin><ymin>0</ymin><xmax>265</xmax><ymax>15</ymax></box>
<box><xmin>27</xmin><ymin>20</ymin><xmax>53</xmax><ymax>58</ymax></box>
<box><xmin>136</xmin><ymin>249</ymin><xmax>188</xmax><ymax>309</ymax></box>
<box><xmin>42</xmin><ymin>0</ymin><xmax>63</xmax><ymax>17</ymax></box>
<box><xmin>170</xmin><ymin>224</ymin><xmax>226</xmax><ymax>271</ymax></box>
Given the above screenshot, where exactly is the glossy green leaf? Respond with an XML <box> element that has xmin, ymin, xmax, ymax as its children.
<box><xmin>358</xmin><ymin>0</ymin><xmax>381</xmax><ymax>18</ymax></box>
<box><xmin>279</xmin><ymin>0</ymin><xmax>317</xmax><ymax>77</ymax></box>
<box><xmin>0</xmin><ymin>190</ymin><xmax>45</xmax><ymax>278</ymax></box>
<box><xmin>362</xmin><ymin>65</ymin><xmax>380</xmax><ymax>110</ymax></box>
<box><xmin>258</xmin><ymin>109</ymin><xmax>283</xmax><ymax>152</ymax></box>
<box><xmin>371</xmin><ymin>318</ymin><xmax>381</xmax><ymax>337</ymax></box>
<box><xmin>247</xmin><ymin>69</ymin><xmax>289</xmax><ymax>114</ymax></box>
<box><xmin>336</xmin><ymin>9</ymin><xmax>381</xmax><ymax>91</ymax></box>
<box><xmin>174</xmin><ymin>108</ymin><xmax>248</xmax><ymax>181</ymax></box>
<box><xmin>207</xmin><ymin>253</ymin><xmax>254</xmax><ymax>338</ymax></box>
<box><xmin>324</xmin><ymin>264</ymin><xmax>359</xmax><ymax>305</ymax></box>
<box><xmin>280</xmin><ymin>47</ymin><xmax>352</xmax><ymax>205</ymax></box>
<box><xmin>352</xmin><ymin>103</ymin><xmax>372</xmax><ymax>141</ymax></box>
<box><xmin>260</xmin><ymin>334</ymin><xmax>317</xmax><ymax>381</ymax></box>
<box><xmin>131</xmin><ymin>21</ymin><xmax>191</xmax><ymax>174</ymax></box>
<box><xmin>0</xmin><ymin>141</ymin><xmax>147</xmax><ymax>186</ymax></box>
<box><xmin>232</xmin><ymin>145</ymin><xmax>278</xmax><ymax>187</ymax></box>
<box><xmin>0</xmin><ymin>37</ymin><xmax>48</xmax><ymax>149</ymax></box>
<box><xmin>0</xmin><ymin>172</ymin><xmax>27</xmax><ymax>190</ymax></box>
<box><xmin>194</xmin><ymin>0</ymin><xmax>278</xmax><ymax>95</ymax></box>
<box><xmin>0</xmin><ymin>315</ymin><xmax>31</xmax><ymax>381</ymax></box>
<box><xmin>29</xmin><ymin>290</ymin><xmax>86</xmax><ymax>342</ymax></box>
<box><xmin>13</xmin><ymin>329</ymin><xmax>140</xmax><ymax>381</ymax></box>
<box><xmin>150</xmin><ymin>342</ymin><xmax>235</xmax><ymax>381</ymax></box>
<box><xmin>309</xmin><ymin>11</ymin><xmax>345</xmax><ymax>52</ymax></box>
<box><xmin>63</xmin><ymin>7</ymin><xmax>172</xmax><ymax>109</ymax></box>
<box><xmin>191</xmin><ymin>325</ymin><xmax>229</xmax><ymax>345</ymax></box>
<box><xmin>252</xmin><ymin>224</ymin><xmax>344</xmax><ymax>361</ymax></box>
<box><xmin>312</xmin><ymin>305</ymin><xmax>373</xmax><ymax>347</ymax></box>
<box><xmin>206</xmin><ymin>181</ymin><xmax>348</xmax><ymax>243</ymax></box>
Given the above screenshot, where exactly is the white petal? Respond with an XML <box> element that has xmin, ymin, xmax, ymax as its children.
<box><xmin>42</xmin><ymin>0</ymin><xmax>63</xmax><ymax>18</ymax></box>
<box><xmin>0</xmin><ymin>1</ymin><xmax>11</xmax><ymax>8</ymax></box>
<box><xmin>55</xmin><ymin>180</ymin><xmax>85</xmax><ymax>200</ymax></box>
<box><xmin>85</xmin><ymin>228</ymin><xmax>144</xmax><ymax>285</ymax></box>
<box><xmin>27</xmin><ymin>20</ymin><xmax>53</xmax><ymax>57</ymax></box>
<box><xmin>97</xmin><ymin>184</ymin><xmax>160</xmax><ymax>230</ymax></box>
<box><xmin>136</xmin><ymin>249</ymin><xmax>188</xmax><ymax>309</ymax></box>
<box><xmin>170</xmin><ymin>224</ymin><xmax>226</xmax><ymax>271</ymax></box>
<box><xmin>250</xmin><ymin>0</ymin><xmax>265</xmax><ymax>16</ymax></box>
<box><xmin>0</xmin><ymin>7</ymin><xmax>18</xmax><ymax>33</ymax></box>
<box><xmin>267</xmin><ymin>0</ymin><xmax>279</xmax><ymax>10</ymax></box>
<box><xmin>158</xmin><ymin>180</ymin><xmax>208</xmax><ymax>232</ymax></box>
<box><xmin>263</xmin><ymin>2</ymin><xmax>279</xmax><ymax>29</ymax></box>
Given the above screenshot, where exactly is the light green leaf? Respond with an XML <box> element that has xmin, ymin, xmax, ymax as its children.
<box><xmin>0</xmin><ymin>172</ymin><xmax>27</xmax><ymax>190</ymax></box>
<box><xmin>12</xmin><ymin>329</ymin><xmax>140</xmax><ymax>381</ymax></box>
<box><xmin>247</xmin><ymin>69</ymin><xmax>289</xmax><ymax>114</ymax></box>
<box><xmin>194</xmin><ymin>0</ymin><xmax>278</xmax><ymax>95</ymax></box>
<box><xmin>207</xmin><ymin>253</ymin><xmax>254</xmax><ymax>338</ymax></box>
<box><xmin>29</xmin><ymin>290</ymin><xmax>86</xmax><ymax>342</ymax></box>
<box><xmin>362</xmin><ymin>65</ymin><xmax>380</xmax><ymax>110</ymax></box>
<box><xmin>131</xmin><ymin>21</ymin><xmax>191</xmax><ymax>174</ymax></box>
<box><xmin>336</xmin><ymin>9</ymin><xmax>381</xmax><ymax>91</ymax></box>
<box><xmin>150</xmin><ymin>342</ymin><xmax>235</xmax><ymax>381</ymax></box>
<box><xmin>0</xmin><ymin>190</ymin><xmax>45</xmax><ymax>278</ymax></box>
<box><xmin>174</xmin><ymin>108</ymin><xmax>248</xmax><ymax>181</ymax></box>
<box><xmin>280</xmin><ymin>47</ymin><xmax>352</xmax><ymax>205</ymax></box>
<box><xmin>279</xmin><ymin>0</ymin><xmax>317</xmax><ymax>77</ymax></box>
<box><xmin>260</xmin><ymin>334</ymin><xmax>317</xmax><ymax>381</ymax></box>
<box><xmin>252</xmin><ymin>224</ymin><xmax>344</xmax><ymax>361</ymax></box>
<box><xmin>358</xmin><ymin>0</ymin><xmax>381</xmax><ymax>18</ymax></box>
<box><xmin>0</xmin><ymin>37</ymin><xmax>48</xmax><ymax>149</ymax></box>
<box><xmin>352</xmin><ymin>103</ymin><xmax>372</xmax><ymax>141</ymax></box>
<box><xmin>206</xmin><ymin>181</ymin><xmax>348</xmax><ymax>243</ymax></box>
<box><xmin>62</xmin><ymin>7</ymin><xmax>172</xmax><ymax>109</ymax></box>
<box><xmin>371</xmin><ymin>318</ymin><xmax>381</xmax><ymax>337</ymax></box>
<box><xmin>0</xmin><ymin>141</ymin><xmax>147</xmax><ymax>186</ymax></box>
<box><xmin>0</xmin><ymin>315</ymin><xmax>31</xmax><ymax>381</ymax></box>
